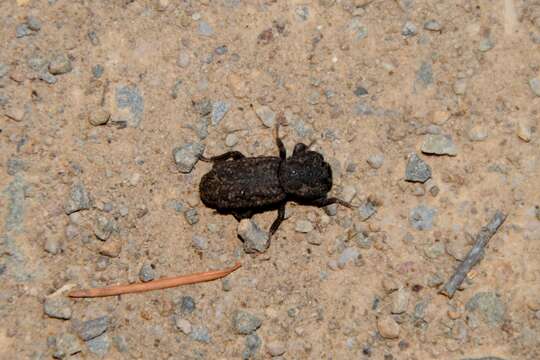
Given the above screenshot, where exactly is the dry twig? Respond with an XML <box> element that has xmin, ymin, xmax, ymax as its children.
<box><xmin>68</xmin><ymin>262</ymin><xmax>242</xmax><ymax>298</ymax></box>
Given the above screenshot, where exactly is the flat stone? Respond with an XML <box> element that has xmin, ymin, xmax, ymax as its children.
<box><xmin>16</xmin><ymin>23</ymin><xmax>32</xmax><ymax>38</ymax></box>
<box><xmin>424</xmin><ymin>19</ymin><xmax>442</xmax><ymax>31</ymax></box>
<box><xmin>453</xmin><ymin>79</ymin><xmax>467</xmax><ymax>95</ymax></box>
<box><xmin>478</xmin><ymin>38</ymin><xmax>494</xmax><ymax>52</ymax></box>
<box><xmin>295</xmin><ymin>220</ymin><xmax>313</xmax><ymax>233</ymax></box>
<box><xmin>225</xmin><ymin>133</ymin><xmax>238</xmax><ymax>147</ymax></box>
<box><xmin>26</xmin><ymin>16</ymin><xmax>42</xmax><ymax>31</ymax></box>
<box><xmin>468</xmin><ymin>126</ymin><xmax>488</xmax><ymax>141</ymax></box>
<box><xmin>99</xmin><ymin>239</ymin><xmax>122</xmax><ymax>258</ymax></box>
<box><xmin>366</xmin><ymin>154</ymin><xmax>384</xmax><ymax>169</ymax></box>
<box><xmin>391</xmin><ymin>288</ymin><xmax>410</xmax><ymax>314</ymax></box>
<box><xmin>184</xmin><ymin>208</ymin><xmax>199</xmax><ymax>225</ymax></box>
<box><xmin>255</xmin><ymin>105</ymin><xmax>276</xmax><ymax>127</ymax></box>
<box><xmin>211</xmin><ymin>101</ymin><xmax>230</xmax><ymax>126</ymax></box>
<box><xmin>44</xmin><ymin>297</ymin><xmax>72</xmax><ymax>320</ymax></box>
<box><xmin>358</xmin><ymin>200</ymin><xmax>377</xmax><ymax>221</ymax></box>
<box><xmin>172</xmin><ymin>142</ymin><xmax>205</xmax><ymax>173</ymax></box>
<box><xmin>266</xmin><ymin>341</ymin><xmax>286</xmax><ymax>356</ymax></box>
<box><xmin>233</xmin><ymin>310</ymin><xmax>262</xmax><ymax>335</ymax></box>
<box><xmin>74</xmin><ymin>316</ymin><xmax>110</xmax><ymax>341</ymax></box>
<box><xmin>409</xmin><ymin>205</ymin><xmax>437</xmax><ymax>230</ymax></box>
<box><xmin>115</xmin><ymin>85</ymin><xmax>144</xmax><ymax>128</ymax></box>
<box><xmin>421</xmin><ymin>134</ymin><xmax>458</xmax><ymax>156</ymax></box>
<box><xmin>94</xmin><ymin>216</ymin><xmax>115</xmax><ymax>241</ymax></box>
<box><xmin>48</xmin><ymin>55</ymin><xmax>72</xmax><ymax>75</ymax></box>
<box><xmin>377</xmin><ymin>315</ymin><xmax>400</xmax><ymax>339</ymax></box>
<box><xmin>529</xmin><ymin>78</ymin><xmax>540</xmax><ymax>97</ymax></box>
<box><xmin>190</xmin><ymin>326</ymin><xmax>210</xmax><ymax>343</ymax></box>
<box><xmin>466</xmin><ymin>292</ymin><xmax>506</xmax><ymax>327</ymax></box>
<box><xmin>53</xmin><ymin>333</ymin><xmax>82</xmax><ymax>359</ymax></box>
<box><xmin>338</xmin><ymin>247</ymin><xmax>360</xmax><ymax>268</ymax></box>
<box><xmin>238</xmin><ymin>219</ymin><xmax>269</xmax><ymax>253</ymax></box>
<box><xmin>174</xmin><ymin>317</ymin><xmax>192</xmax><ymax>334</ymax></box>
<box><xmin>341</xmin><ymin>186</ymin><xmax>357</xmax><ymax>202</ymax></box>
<box><xmin>4</xmin><ymin>107</ymin><xmax>26</xmax><ymax>122</ymax></box>
<box><xmin>405</xmin><ymin>153</ymin><xmax>432</xmax><ymax>183</ymax></box>
<box><xmin>86</xmin><ymin>333</ymin><xmax>110</xmax><ymax>357</ymax></box>
<box><xmin>64</xmin><ymin>182</ymin><xmax>92</xmax><ymax>214</ymax></box>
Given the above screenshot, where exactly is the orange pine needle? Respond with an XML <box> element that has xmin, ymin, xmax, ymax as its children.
<box><xmin>68</xmin><ymin>262</ymin><xmax>242</xmax><ymax>298</ymax></box>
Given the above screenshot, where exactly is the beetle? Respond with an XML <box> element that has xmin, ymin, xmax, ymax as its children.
<box><xmin>198</xmin><ymin>123</ymin><xmax>353</xmax><ymax>237</ymax></box>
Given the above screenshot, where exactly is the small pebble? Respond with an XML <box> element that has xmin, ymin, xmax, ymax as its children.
<box><xmin>367</xmin><ymin>154</ymin><xmax>384</xmax><ymax>169</ymax></box>
<box><xmin>16</xmin><ymin>23</ymin><xmax>32</xmax><ymax>38</ymax></box>
<box><xmin>87</xmin><ymin>31</ymin><xmax>100</xmax><ymax>45</ymax></box>
<box><xmin>266</xmin><ymin>341</ymin><xmax>286</xmax><ymax>357</ymax></box>
<box><xmin>53</xmin><ymin>333</ymin><xmax>82</xmax><ymax>359</ymax></box>
<box><xmin>191</xmin><ymin>235</ymin><xmax>208</xmax><ymax>250</ymax></box>
<box><xmin>377</xmin><ymin>316</ymin><xmax>400</xmax><ymax>339</ymax></box>
<box><xmin>94</xmin><ymin>216</ymin><xmax>115</xmax><ymax>240</ymax></box>
<box><xmin>44</xmin><ymin>297</ymin><xmax>72</xmax><ymax>320</ymax></box>
<box><xmin>529</xmin><ymin>78</ymin><xmax>540</xmax><ymax>97</ymax></box>
<box><xmin>190</xmin><ymin>326</ymin><xmax>211</xmax><ymax>343</ymax></box>
<box><xmin>177</xmin><ymin>52</ymin><xmax>190</xmax><ymax>68</ymax></box>
<box><xmin>74</xmin><ymin>316</ymin><xmax>110</xmax><ymax>341</ymax></box>
<box><xmin>233</xmin><ymin>310</ymin><xmax>262</xmax><ymax>335</ymax></box>
<box><xmin>295</xmin><ymin>220</ymin><xmax>313</xmax><ymax>233</ymax></box>
<box><xmin>465</xmin><ymin>292</ymin><xmax>506</xmax><ymax>327</ymax></box>
<box><xmin>424</xmin><ymin>20</ymin><xmax>442</xmax><ymax>31</ymax></box>
<box><xmin>453</xmin><ymin>79</ymin><xmax>467</xmax><ymax>95</ymax></box>
<box><xmin>424</xmin><ymin>242</ymin><xmax>445</xmax><ymax>259</ymax></box>
<box><xmin>198</xmin><ymin>21</ymin><xmax>214</xmax><ymax>37</ymax></box>
<box><xmin>391</xmin><ymin>288</ymin><xmax>410</xmax><ymax>314</ymax></box>
<box><xmin>211</xmin><ymin>101</ymin><xmax>229</xmax><ymax>126</ymax></box>
<box><xmin>214</xmin><ymin>45</ymin><xmax>228</xmax><ymax>55</ymax></box>
<box><xmin>409</xmin><ymin>205</ymin><xmax>437</xmax><ymax>230</ymax></box>
<box><xmin>225</xmin><ymin>133</ymin><xmax>239</xmax><ymax>147</ymax></box>
<box><xmin>517</xmin><ymin>122</ymin><xmax>533</xmax><ymax>142</ymax></box>
<box><xmin>243</xmin><ymin>334</ymin><xmax>261</xmax><ymax>359</ymax></box>
<box><xmin>4</xmin><ymin>107</ymin><xmax>26</xmax><ymax>122</ymax></box>
<box><xmin>354</xmin><ymin>85</ymin><xmax>369</xmax><ymax>97</ymax></box>
<box><xmin>324</xmin><ymin>203</ymin><xmax>337</xmax><ymax>216</ymax></box>
<box><xmin>99</xmin><ymin>239</ymin><xmax>122</xmax><ymax>258</ymax></box>
<box><xmin>401</xmin><ymin>21</ymin><xmax>417</xmax><ymax>37</ymax></box>
<box><xmin>26</xmin><ymin>16</ymin><xmax>42</xmax><ymax>31</ymax></box>
<box><xmin>405</xmin><ymin>153</ymin><xmax>432</xmax><ymax>183</ymax></box>
<box><xmin>172</xmin><ymin>142</ymin><xmax>205</xmax><ymax>173</ymax></box>
<box><xmin>358</xmin><ymin>200</ymin><xmax>377</xmax><ymax>221</ymax></box>
<box><xmin>255</xmin><ymin>105</ymin><xmax>276</xmax><ymax>127</ymax></box>
<box><xmin>417</xmin><ymin>61</ymin><xmax>433</xmax><ymax>85</ymax></box>
<box><xmin>86</xmin><ymin>333</ymin><xmax>110</xmax><ymax>357</ymax></box>
<box><xmin>92</xmin><ymin>64</ymin><xmax>104</xmax><ymax>78</ymax></box>
<box><xmin>139</xmin><ymin>264</ymin><xmax>155</xmax><ymax>282</ymax></box>
<box><xmin>337</xmin><ymin>247</ymin><xmax>360</xmax><ymax>268</ymax></box>
<box><xmin>89</xmin><ymin>109</ymin><xmax>110</xmax><ymax>126</ymax></box>
<box><xmin>48</xmin><ymin>55</ymin><xmax>72</xmax><ymax>75</ymax></box>
<box><xmin>184</xmin><ymin>208</ymin><xmax>199</xmax><ymax>225</ymax></box>
<box><xmin>238</xmin><ymin>219</ymin><xmax>270</xmax><ymax>253</ymax></box>
<box><xmin>178</xmin><ymin>295</ymin><xmax>196</xmax><ymax>314</ymax></box>
<box><xmin>478</xmin><ymin>37</ymin><xmax>494</xmax><ymax>52</ymax></box>
<box><xmin>64</xmin><ymin>182</ymin><xmax>92</xmax><ymax>214</ymax></box>
<box><xmin>468</xmin><ymin>126</ymin><xmax>488</xmax><ymax>141</ymax></box>
<box><xmin>421</xmin><ymin>134</ymin><xmax>458</xmax><ymax>156</ymax></box>
<box><xmin>44</xmin><ymin>236</ymin><xmax>62</xmax><ymax>255</ymax></box>
<box><xmin>174</xmin><ymin>317</ymin><xmax>192</xmax><ymax>334</ymax></box>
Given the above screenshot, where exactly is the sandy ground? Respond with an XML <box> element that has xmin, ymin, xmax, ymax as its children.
<box><xmin>1</xmin><ymin>0</ymin><xmax>540</xmax><ymax>359</ymax></box>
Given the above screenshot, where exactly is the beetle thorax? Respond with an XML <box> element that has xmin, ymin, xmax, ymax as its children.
<box><xmin>279</xmin><ymin>151</ymin><xmax>332</xmax><ymax>199</ymax></box>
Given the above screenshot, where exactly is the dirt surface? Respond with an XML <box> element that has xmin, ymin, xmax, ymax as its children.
<box><xmin>1</xmin><ymin>0</ymin><xmax>540</xmax><ymax>359</ymax></box>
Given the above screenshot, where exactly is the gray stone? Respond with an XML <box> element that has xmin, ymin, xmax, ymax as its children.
<box><xmin>190</xmin><ymin>326</ymin><xmax>210</xmax><ymax>343</ymax></box>
<box><xmin>453</xmin><ymin>79</ymin><xmax>467</xmax><ymax>95</ymax></box>
<box><xmin>64</xmin><ymin>182</ymin><xmax>91</xmax><ymax>214</ymax></box>
<box><xmin>211</xmin><ymin>101</ymin><xmax>230</xmax><ymax>126</ymax></box>
<box><xmin>366</xmin><ymin>154</ymin><xmax>384</xmax><ymax>169</ymax></box>
<box><xmin>233</xmin><ymin>310</ymin><xmax>262</xmax><ymax>335</ymax></box>
<box><xmin>28</xmin><ymin>55</ymin><xmax>49</xmax><ymax>71</ymax></box>
<box><xmin>468</xmin><ymin>126</ymin><xmax>488</xmax><ymax>141</ymax></box>
<box><xmin>529</xmin><ymin>78</ymin><xmax>540</xmax><ymax>97</ymax></box>
<box><xmin>177</xmin><ymin>295</ymin><xmax>196</xmax><ymax>314</ymax></box>
<box><xmin>174</xmin><ymin>317</ymin><xmax>192</xmax><ymax>334</ymax></box>
<box><xmin>391</xmin><ymin>288</ymin><xmax>410</xmax><ymax>314</ymax></box>
<box><xmin>86</xmin><ymin>333</ymin><xmax>110</xmax><ymax>357</ymax></box>
<box><xmin>94</xmin><ymin>216</ymin><xmax>115</xmax><ymax>240</ymax></box>
<box><xmin>405</xmin><ymin>153</ymin><xmax>431</xmax><ymax>183</ymax></box>
<box><xmin>417</xmin><ymin>61</ymin><xmax>433</xmax><ymax>85</ymax></box>
<box><xmin>173</xmin><ymin>142</ymin><xmax>205</xmax><ymax>173</ymax></box>
<box><xmin>92</xmin><ymin>65</ymin><xmax>104</xmax><ymax>79</ymax></box>
<box><xmin>324</xmin><ymin>204</ymin><xmax>337</xmax><ymax>216</ymax></box>
<box><xmin>409</xmin><ymin>205</ymin><xmax>437</xmax><ymax>230</ymax></box>
<box><xmin>16</xmin><ymin>23</ymin><xmax>32</xmax><ymax>38</ymax></box>
<box><xmin>53</xmin><ymin>333</ymin><xmax>82</xmax><ymax>359</ymax></box>
<box><xmin>7</xmin><ymin>157</ymin><xmax>26</xmax><ymax>176</ymax></box>
<box><xmin>139</xmin><ymin>264</ymin><xmax>155</xmax><ymax>282</ymax></box>
<box><xmin>0</xmin><ymin>63</ymin><xmax>9</xmax><ymax>78</ymax></box>
<box><xmin>424</xmin><ymin>20</ymin><xmax>442</xmax><ymax>31</ymax></box>
<box><xmin>478</xmin><ymin>38</ymin><xmax>494</xmax><ymax>52</ymax></box>
<box><xmin>115</xmin><ymin>85</ymin><xmax>144</xmax><ymax>127</ymax></box>
<box><xmin>466</xmin><ymin>292</ymin><xmax>506</xmax><ymax>327</ymax></box>
<box><xmin>87</xmin><ymin>31</ymin><xmax>100</xmax><ymax>46</ymax></box>
<box><xmin>266</xmin><ymin>341</ymin><xmax>286</xmax><ymax>357</ymax></box>
<box><xmin>215</xmin><ymin>45</ymin><xmax>228</xmax><ymax>55</ymax></box>
<box><xmin>44</xmin><ymin>235</ymin><xmax>62</xmax><ymax>255</ymax></box>
<box><xmin>354</xmin><ymin>85</ymin><xmax>369</xmax><ymax>97</ymax></box>
<box><xmin>5</xmin><ymin>176</ymin><xmax>25</xmax><ymax>232</ymax></box>
<box><xmin>243</xmin><ymin>334</ymin><xmax>261</xmax><ymax>359</ymax></box>
<box><xmin>48</xmin><ymin>55</ymin><xmax>72</xmax><ymax>75</ymax></box>
<box><xmin>401</xmin><ymin>21</ymin><xmax>417</xmax><ymax>37</ymax></box>
<box><xmin>191</xmin><ymin>235</ymin><xmax>207</xmax><ymax>250</ymax></box>
<box><xmin>225</xmin><ymin>133</ymin><xmax>239</xmax><ymax>147</ymax></box>
<box><xmin>194</xmin><ymin>98</ymin><xmax>212</xmax><ymax>116</ymax></box>
<box><xmin>177</xmin><ymin>53</ymin><xmax>190</xmax><ymax>68</ymax></box>
<box><xmin>358</xmin><ymin>200</ymin><xmax>377</xmax><ymax>221</ymax></box>
<box><xmin>74</xmin><ymin>316</ymin><xmax>109</xmax><ymax>341</ymax></box>
<box><xmin>295</xmin><ymin>5</ymin><xmax>310</xmax><ymax>21</ymax></box>
<box><xmin>424</xmin><ymin>242</ymin><xmax>445</xmax><ymax>259</ymax></box>
<box><xmin>337</xmin><ymin>247</ymin><xmax>360</xmax><ymax>268</ymax></box>
<box><xmin>184</xmin><ymin>208</ymin><xmax>199</xmax><ymax>225</ymax></box>
<box><xmin>255</xmin><ymin>105</ymin><xmax>276</xmax><ymax>128</ymax></box>
<box><xmin>198</xmin><ymin>21</ymin><xmax>214</xmax><ymax>36</ymax></box>
<box><xmin>39</xmin><ymin>71</ymin><xmax>57</xmax><ymax>84</ymax></box>
<box><xmin>44</xmin><ymin>297</ymin><xmax>72</xmax><ymax>320</ymax></box>
<box><xmin>113</xmin><ymin>336</ymin><xmax>128</xmax><ymax>353</ymax></box>
<box><xmin>27</xmin><ymin>16</ymin><xmax>42</xmax><ymax>31</ymax></box>
<box><xmin>421</xmin><ymin>134</ymin><xmax>458</xmax><ymax>156</ymax></box>
<box><xmin>295</xmin><ymin>220</ymin><xmax>313</xmax><ymax>233</ymax></box>
<box><xmin>238</xmin><ymin>219</ymin><xmax>270</xmax><ymax>253</ymax></box>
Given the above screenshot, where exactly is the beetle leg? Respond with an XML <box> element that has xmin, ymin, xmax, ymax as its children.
<box><xmin>199</xmin><ymin>151</ymin><xmax>245</xmax><ymax>162</ymax></box>
<box><xmin>275</xmin><ymin>123</ymin><xmax>286</xmax><ymax>160</ymax></box>
<box><xmin>269</xmin><ymin>204</ymin><xmax>286</xmax><ymax>235</ymax></box>
<box><xmin>311</xmin><ymin>197</ymin><xmax>355</xmax><ymax>209</ymax></box>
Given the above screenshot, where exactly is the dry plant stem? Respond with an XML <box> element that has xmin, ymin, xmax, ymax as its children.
<box><xmin>68</xmin><ymin>262</ymin><xmax>242</xmax><ymax>298</ymax></box>
<box><xmin>440</xmin><ymin>211</ymin><xmax>506</xmax><ymax>298</ymax></box>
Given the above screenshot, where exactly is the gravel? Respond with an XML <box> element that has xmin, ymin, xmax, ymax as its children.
<box><xmin>92</xmin><ymin>64</ymin><xmax>104</xmax><ymax>78</ymax></box>
<box><xmin>16</xmin><ymin>23</ymin><xmax>33</xmax><ymax>38</ymax></box>
<box><xmin>401</xmin><ymin>21</ymin><xmax>417</xmax><ymax>37</ymax></box>
<box><xmin>139</xmin><ymin>264</ymin><xmax>155</xmax><ymax>282</ymax></box>
<box><xmin>172</xmin><ymin>142</ymin><xmax>205</xmax><ymax>173</ymax></box>
<box><xmin>358</xmin><ymin>200</ymin><xmax>377</xmax><ymax>221</ymax></box>
<box><xmin>190</xmin><ymin>326</ymin><xmax>211</xmax><ymax>343</ymax></box>
<box><xmin>421</xmin><ymin>134</ymin><xmax>458</xmax><ymax>156</ymax></box>
<box><xmin>191</xmin><ymin>235</ymin><xmax>208</xmax><ymax>250</ymax></box>
<box><xmin>64</xmin><ymin>182</ymin><xmax>92</xmax><ymax>214</ymax></box>
<box><xmin>417</xmin><ymin>61</ymin><xmax>433</xmax><ymax>86</ymax></box>
<box><xmin>377</xmin><ymin>315</ymin><xmax>400</xmax><ymax>339</ymax></box>
<box><xmin>529</xmin><ymin>78</ymin><xmax>540</xmax><ymax>97</ymax></box>
<box><xmin>184</xmin><ymin>208</ymin><xmax>199</xmax><ymax>225</ymax></box>
<box><xmin>198</xmin><ymin>21</ymin><xmax>214</xmax><ymax>36</ymax></box>
<box><xmin>255</xmin><ymin>105</ymin><xmax>276</xmax><ymax>127</ymax></box>
<box><xmin>242</xmin><ymin>334</ymin><xmax>261</xmax><ymax>359</ymax></box>
<box><xmin>115</xmin><ymin>85</ymin><xmax>144</xmax><ymax>128</ymax></box>
<box><xmin>94</xmin><ymin>216</ymin><xmax>115</xmax><ymax>240</ymax></box>
<box><xmin>89</xmin><ymin>109</ymin><xmax>110</xmax><ymax>126</ymax></box>
<box><xmin>233</xmin><ymin>310</ymin><xmax>262</xmax><ymax>335</ymax></box>
<box><xmin>405</xmin><ymin>153</ymin><xmax>432</xmax><ymax>183</ymax></box>
<box><xmin>48</xmin><ymin>55</ymin><xmax>72</xmax><ymax>75</ymax></box>
<box><xmin>424</xmin><ymin>20</ymin><xmax>442</xmax><ymax>31</ymax></box>
<box><xmin>391</xmin><ymin>288</ymin><xmax>410</xmax><ymax>314</ymax></box>
<box><xmin>367</xmin><ymin>154</ymin><xmax>384</xmax><ymax>169</ymax></box>
<box><xmin>295</xmin><ymin>219</ymin><xmax>313</xmax><ymax>233</ymax></box>
<box><xmin>86</xmin><ymin>333</ymin><xmax>110</xmax><ymax>357</ymax></box>
<box><xmin>409</xmin><ymin>205</ymin><xmax>437</xmax><ymax>230</ymax></box>
<box><xmin>175</xmin><ymin>317</ymin><xmax>192</xmax><ymax>334</ymax></box>
<box><xmin>44</xmin><ymin>297</ymin><xmax>72</xmax><ymax>320</ymax></box>
<box><xmin>266</xmin><ymin>341</ymin><xmax>286</xmax><ymax>357</ymax></box>
<box><xmin>337</xmin><ymin>247</ymin><xmax>360</xmax><ymax>268</ymax></box>
<box><xmin>466</xmin><ymin>292</ymin><xmax>506</xmax><ymax>327</ymax></box>
<box><xmin>74</xmin><ymin>316</ymin><xmax>110</xmax><ymax>341</ymax></box>
<box><xmin>238</xmin><ymin>219</ymin><xmax>270</xmax><ymax>253</ymax></box>
<box><xmin>211</xmin><ymin>100</ymin><xmax>230</xmax><ymax>126</ymax></box>
<box><xmin>177</xmin><ymin>295</ymin><xmax>196</xmax><ymax>314</ymax></box>
<box><xmin>53</xmin><ymin>333</ymin><xmax>82</xmax><ymax>359</ymax></box>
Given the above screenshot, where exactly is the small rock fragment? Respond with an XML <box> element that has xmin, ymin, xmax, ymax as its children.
<box><xmin>468</xmin><ymin>126</ymin><xmax>488</xmax><ymax>141</ymax></box>
<box><xmin>198</xmin><ymin>21</ymin><xmax>214</xmax><ymax>36</ymax></box>
<box><xmin>54</xmin><ymin>333</ymin><xmax>82</xmax><ymax>359</ymax></box>
<box><xmin>4</xmin><ymin>107</ymin><xmax>26</xmax><ymax>122</ymax></box>
<box><xmin>517</xmin><ymin>122</ymin><xmax>532</xmax><ymax>142</ymax></box>
<box><xmin>175</xmin><ymin>317</ymin><xmax>192</xmax><ymax>334</ymax></box>
<box><xmin>338</xmin><ymin>247</ymin><xmax>360</xmax><ymax>268</ymax></box>
<box><xmin>94</xmin><ymin>216</ymin><xmax>115</xmax><ymax>241</ymax></box>
<box><xmin>529</xmin><ymin>78</ymin><xmax>540</xmax><ymax>97</ymax></box>
<box><xmin>238</xmin><ymin>219</ymin><xmax>270</xmax><ymax>253</ymax></box>
<box><xmin>99</xmin><ymin>239</ymin><xmax>122</xmax><ymax>258</ymax></box>
<box><xmin>391</xmin><ymin>288</ymin><xmax>410</xmax><ymax>314</ymax></box>
<box><xmin>465</xmin><ymin>292</ymin><xmax>506</xmax><ymax>327</ymax></box>
<box><xmin>409</xmin><ymin>205</ymin><xmax>437</xmax><ymax>230</ymax></box>
<box><xmin>228</xmin><ymin>73</ymin><xmax>248</xmax><ymax>98</ymax></box>
<box><xmin>417</xmin><ymin>61</ymin><xmax>433</xmax><ymax>86</ymax></box>
<box><xmin>377</xmin><ymin>316</ymin><xmax>400</xmax><ymax>339</ymax></box>
<box><xmin>139</xmin><ymin>264</ymin><xmax>155</xmax><ymax>282</ymax></box>
<box><xmin>172</xmin><ymin>142</ymin><xmax>205</xmax><ymax>173</ymax></box>
<box><xmin>184</xmin><ymin>208</ymin><xmax>199</xmax><ymax>225</ymax></box>
<box><xmin>190</xmin><ymin>326</ymin><xmax>211</xmax><ymax>343</ymax></box>
<box><xmin>44</xmin><ymin>235</ymin><xmax>62</xmax><ymax>255</ymax></box>
<box><xmin>295</xmin><ymin>220</ymin><xmax>313</xmax><ymax>233</ymax></box>
<box><xmin>177</xmin><ymin>52</ymin><xmax>190</xmax><ymax>68</ymax></box>
<box><xmin>191</xmin><ymin>235</ymin><xmax>207</xmax><ymax>250</ymax></box>
<box><xmin>65</xmin><ymin>182</ymin><xmax>92</xmax><ymax>214</ymax></box>
<box><xmin>44</xmin><ymin>297</ymin><xmax>72</xmax><ymax>320</ymax></box>
<box><xmin>421</xmin><ymin>134</ymin><xmax>458</xmax><ymax>156</ymax></box>
<box><xmin>478</xmin><ymin>37</ymin><xmax>494</xmax><ymax>52</ymax></box>
<box><xmin>358</xmin><ymin>200</ymin><xmax>377</xmax><ymax>221</ymax></box>
<box><xmin>255</xmin><ymin>105</ymin><xmax>276</xmax><ymax>127</ymax></box>
<box><xmin>354</xmin><ymin>85</ymin><xmax>369</xmax><ymax>97</ymax></box>
<box><xmin>177</xmin><ymin>295</ymin><xmax>196</xmax><ymax>314</ymax></box>
<box><xmin>89</xmin><ymin>109</ymin><xmax>110</xmax><ymax>126</ymax></box>
<box><xmin>424</xmin><ymin>20</ymin><xmax>442</xmax><ymax>31</ymax></box>
<box><xmin>233</xmin><ymin>310</ymin><xmax>262</xmax><ymax>335</ymax></box>
<box><xmin>48</xmin><ymin>55</ymin><xmax>72</xmax><ymax>75</ymax></box>
<box><xmin>367</xmin><ymin>154</ymin><xmax>384</xmax><ymax>169</ymax></box>
<box><xmin>211</xmin><ymin>101</ymin><xmax>229</xmax><ymax>126</ymax></box>
<box><xmin>16</xmin><ymin>23</ymin><xmax>32</xmax><ymax>38</ymax></box>
<box><xmin>243</xmin><ymin>334</ymin><xmax>262</xmax><ymax>359</ymax></box>
<box><xmin>266</xmin><ymin>341</ymin><xmax>286</xmax><ymax>357</ymax></box>
<box><xmin>115</xmin><ymin>85</ymin><xmax>144</xmax><ymax>128</ymax></box>
<box><xmin>86</xmin><ymin>333</ymin><xmax>110</xmax><ymax>357</ymax></box>
<box><xmin>453</xmin><ymin>79</ymin><xmax>467</xmax><ymax>95</ymax></box>
<box><xmin>26</xmin><ymin>16</ymin><xmax>42</xmax><ymax>31</ymax></box>
<box><xmin>225</xmin><ymin>133</ymin><xmax>238</xmax><ymax>147</ymax></box>
<box><xmin>401</xmin><ymin>21</ymin><xmax>417</xmax><ymax>37</ymax></box>
<box><xmin>74</xmin><ymin>316</ymin><xmax>110</xmax><ymax>341</ymax></box>
<box><xmin>405</xmin><ymin>153</ymin><xmax>432</xmax><ymax>183</ymax></box>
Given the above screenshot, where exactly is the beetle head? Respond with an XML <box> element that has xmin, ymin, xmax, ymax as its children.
<box><xmin>279</xmin><ymin>143</ymin><xmax>332</xmax><ymax>199</ymax></box>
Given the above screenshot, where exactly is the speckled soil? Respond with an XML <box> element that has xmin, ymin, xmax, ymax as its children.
<box><xmin>1</xmin><ymin>0</ymin><xmax>540</xmax><ymax>359</ymax></box>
